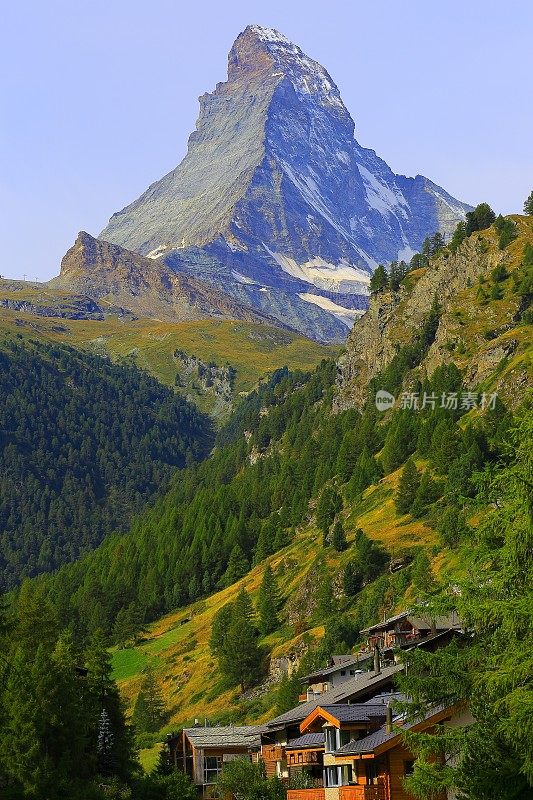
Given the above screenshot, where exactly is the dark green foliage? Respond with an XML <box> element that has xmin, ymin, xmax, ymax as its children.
<box><xmin>0</xmin><ymin>340</ymin><xmax>211</xmax><ymax>589</ymax></box>
<box><xmin>343</xmin><ymin>560</ymin><xmax>363</xmax><ymax>596</ymax></box>
<box><xmin>0</xmin><ymin>586</ymin><xmax>136</xmax><ymax>798</ymax></box>
<box><xmin>494</xmin><ymin>215</ymin><xmax>517</xmax><ymax>249</ymax></box>
<box><xmin>346</xmin><ymin>447</ymin><xmax>381</xmax><ymax>499</ymax></box>
<box><xmin>113</xmin><ymin>604</ymin><xmax>144</xmax><ymax>649</ymax></box>
<box><xmin>348</xmin><ymin>529</ymin><xmax>388</xmax><ymax>584</ymax></box>
<box><xmin>316</xmin><ymin>485</ymin><xmax>343</xmax><ymax>538</ymax></box>
<box><xmin>523</xmin><ymin>190</ymin><xmax>533</xmax><ymax>215</ymax></box>
<box><xmin>437</xmin><ymin>504</ymin><xmax>471</xmax><ymax>547</ymax></box>
<box><xmin>256</xmin><ymin>565</ymin><xmax>281</xmax><ymax>636</ymax></box>
<box><xmin>275</xmin><ymin>671</ymin><xmax>302</xmax><ymax>715</ymax></box>
<box><xmin>410</xmin><ymin>472</ymin><xmax>442</xmax><ymax>518</ymax></box>
<box><xmin>399</xmin><ymin>406</ymin><xmax>533</xmax><ymax>798</ymax></box>
<box><xmin>381</xmin><ymin>411</ymin><xmax>418</xmax><ymax>473</ymax></box>
<box><xmin>465</xmin><ymin>202</ymin><xmax>496</xmax><ymax>235</ymax></box>
<box><xmin>321</xmin><ymin>614</ymin><xmax>359</xmax><ymax>653</ymax></box>
<box><xmin>331</xmin><ymin>520</ymin><xmax>348</xmax><ymax>552</ymax></box>
<box><xmin>132</xmin><ymin>666</ymin><xmax>167</xmax><ymax>734</ymax></box>
<box><xmin>369</xmin><ymin>264</ymin><xmax>389</xmax><ymax>293</ymax></box>
<box><xmin>215</xmin><ymin>758</ymin><xmax>284</xmax><ymax>800</ymax></box>
<box><xmin>410</xmin><ymin>549</ymin><xmax>435</xmax><ymax>595</ymax></box>
<box><xmin>449</xmin><ymin>220</ymin><xmax>467</xmax><ymax>252</ymax></box>
<box><xmin>395</xmin><ymin>458</ymin><xmax>421</xmax><ymax>515</ymax></box>
<box><xmin>222</xmin><ymin>545</ymin><xmax>249</xmax><ymax>587</ymax></box>
<box><xmin>210</xmin><ymin>589</ymin><xmax>264</xmax><ymax>691</ymax></box>
<box><xmin>133</xmin><ymin>769</ymin><xmax>198</xmax><ymax>800</ymax></box>
<box><xmin>389</xmin><ymin>260</ymin><xmax>409</xmax><ymax>291</ymax></box>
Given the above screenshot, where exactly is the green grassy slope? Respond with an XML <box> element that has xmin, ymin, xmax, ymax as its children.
<box><xmin>0</xmin><ymin>301</ymin><xmax>339</xmax><ymax>415</ymax></box>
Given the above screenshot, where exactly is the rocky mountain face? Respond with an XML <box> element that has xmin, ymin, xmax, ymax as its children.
<box><xmin>53</xmin><ymin>231</ymin><xmax>288</xmax><ymax>327</ymax></box>
<box><xmin>98</xmin><ymin>25</ymin><xmax>471</xmax><ymax>341</ymax></box>
<box><xmin>335</xmin><ymin>217</ymin><xmax>533</xmax><ymax>410</ymax></box>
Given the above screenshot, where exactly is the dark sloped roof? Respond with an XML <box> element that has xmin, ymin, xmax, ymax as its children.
<box><xmin>317</xmin><ymin>703</ymin><xmax>388</xmax><ymax>723</ymax></box>
<box><xmin>334</xmin><ymin>703</ymin><xmax>450</xmax><ymax>756</ymax></box>
<box><xmin>286</xmin><ymin>732</ymin><xmax>325</xmax><ymax>750</ymax></box>
<box><xmin>300</xmin><ymin>657</ymin><xmax>361</xmax><ymax>683</ymax></box>
<box><xmin>184</xmin><ymin>726</ymin><xmax>261</xmax><ymax>748</ymax></box>
<box><xmin>264</xmin><ymin>663</ymin><xmax>404</xmax><ymax>729</ymax></box>
<box><xmin>335</xmin><ymin>725</ymin><xmax>398</xmax><ymax>755</ymax></box>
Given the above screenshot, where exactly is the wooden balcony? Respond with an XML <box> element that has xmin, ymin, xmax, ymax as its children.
<box><xmin>339</xmin><ymin>786</ymin><xmax>386</xmax><ymax>800</ymax></box>
<box><xmin>262</xmin><ymin>745</ymin><xmax>285</xmax><ymax>761</ymax></box>
<box><xmin>287</xmin><ymin>750</ymin><xmax>322</xmax><ymax>766</ymax></box>
<box><xmin>287</xmin><ymin>789</ymin><xmax>325</xmax><ymax>800</ymax></box>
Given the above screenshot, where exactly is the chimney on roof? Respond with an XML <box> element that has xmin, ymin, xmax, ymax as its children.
<box><xmin>373</xmin><ymin>644</ymin><xmax>381</xmax><ymax>676</ymax></box>
<box><xmin>385</xmin><ymin>704</ymin><xmax>393</xmax><ymax>734</ymax></box>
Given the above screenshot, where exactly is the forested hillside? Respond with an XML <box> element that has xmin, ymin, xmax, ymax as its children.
<box><xmin>35</xmin><ymin>214</ymin><xmax>533</xmax><ymax>640</ymax></box>
<box><xmin>0</xmin><ymin>340</ymin><xmax>212</xmax><ymax>588</ymax></box>
<box><xmin>1</xmin><ymin>213</ymin><xmax>531</xmax><ymax>797</ymax></box>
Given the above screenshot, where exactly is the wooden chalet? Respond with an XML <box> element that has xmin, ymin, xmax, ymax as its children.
<box><xmin>298</xmin><ymin>656</ymin><xmax>371</xmax><ymax>701</ymax></box>
<box><xmin>261</xmin><ymin>665</ymin><xmax>403</xmax><ymax>781</ymax></box>
<box><xmin>167</xmin><ymin>725</ymin><xmax>261</xmax><ymax>797</ymax></box>
<box><xmin>359</xmin><ymin>611</ymin><xmax>461</xmax><ymax>656</ymax></box>
<box><xmin>331</xmin><ymin>702</ymin><xmax>470</xmax><ymax>800</ymax></box>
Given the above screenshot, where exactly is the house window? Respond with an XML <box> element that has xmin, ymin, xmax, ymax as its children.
<box><xmin>339</xmin><ymin>730</ymin><xmax>352</xmax><ymax>748</ymax></box>
<box><xmin>340</xmin><ymin>764</ymin><xmax>353</xmax><ymax>785</ymax></box>
<box><xmin>404</xmin><ymin>759</ymin><xmax>415</xmax><ymax>775</ymax></box>
<box><xmin>349</xmin><ymin>670</ymin><xmax>355</xmax><ymax>676</ymax></box>
<box><xmin>366</xmin><ymin>761</ymin><xmax>378</xmax><ymax>785</ymax></box>
<box><xmin>340</xmin><ymin>670</ymin><xmax>346</xmax><ymax>676</ymax></box>
<box><xmin>204</xmin><ymin>756</ymin><xmax>222</xmax><ymax>784</ymax></box>
<box><xmin>325</xmin><ymin>727</ymin><xmax>338</xmax><ymax>753</ymax></box>
<box><xmin>324</xmin><ymin>766</ymin><xmax>340</xmax><ymax>787</ymax></box>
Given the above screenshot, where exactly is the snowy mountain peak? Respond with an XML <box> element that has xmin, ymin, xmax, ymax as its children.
<box><xmin>99</xmin><ymin>25</ymin><xmax>472</xmax><ymax>342</ymax></box>
<box><xmin>230</xmin><ymin>25</ymin><xmax>345</xmax><ymax>111</ymax></box>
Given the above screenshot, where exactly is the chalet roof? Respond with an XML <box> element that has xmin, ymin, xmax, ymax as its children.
<box><xmin>360</xmin><ymin>611</ymin><xmax>460</xmax><ymax>635</ymax></box>
<box><xmin>300</xmin><ymin>656</ymin><xmax>362</xmax><ymax>683</ymax></box>
<box><xmin>334</xmin><ymin>703</ymin><xmax>450</xmax><ymax>756</ymax></box>
<box><xmin>286</xmin><ymin>732</ymin><xmax>325</xmax><ymax>750</ymax></box>
<box><xmin>313</xmin><ymin>703</ymin><xmax>388</xmax><ymax>724</ymax></box>
<box><xmin>263</xmin><ymin>664</ymin><xmax>404</xmax><ymax>730</ymax></box>
<box><xmin>184</xmin><ymin>725</ymin><xmax>261</xmax><ymax>749</ymax></box>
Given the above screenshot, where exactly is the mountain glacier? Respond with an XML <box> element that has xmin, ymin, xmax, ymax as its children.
<box><xmin>99</xmin><ymin>25</ymin><xmax>472</xmax><ymax>341</ymax></box>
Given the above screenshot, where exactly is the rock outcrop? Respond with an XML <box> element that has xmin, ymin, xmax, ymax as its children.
<box><xmin>52</xmin><ymin>231</ymin><xmax>291</xmax><ymax>328</ymax></box>
<box><xmin>335</xmin><ymin>221</ymin><xmax>533</xmax><ymax>410</ymax></box>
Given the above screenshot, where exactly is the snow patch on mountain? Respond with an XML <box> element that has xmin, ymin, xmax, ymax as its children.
<box><xmin>298</xmin><ymin>292</ymin><xmax>365</xmax><ymax>327</ymax></box>
<box><xmin>263</xmin><ymin>245</ymin><xmax>371</xmax><ymax>294</ymax></box>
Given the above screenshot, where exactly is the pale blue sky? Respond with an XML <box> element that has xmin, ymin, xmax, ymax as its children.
<box><xmin>1</xmin><ymin>0</ymin><xmax>531</xmax><ymax>280</ymax></box>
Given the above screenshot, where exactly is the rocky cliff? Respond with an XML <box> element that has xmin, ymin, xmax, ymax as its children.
<box><xmin>335</xmin><ymin>216</ymin><xmax>533</xmax><ymax>409</ymax></box>
<box><xmin>98</xmin><ymin>25</ymin><xmax>471</xmax><ymax>340</ymax></box>
<box><xmin>53</xmin><ymin>231</ymin><xmax>290</xmax><ymax>328</ymax></box>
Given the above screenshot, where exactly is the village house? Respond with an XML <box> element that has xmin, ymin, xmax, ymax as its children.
<box><xmin>261</xmin><ymin>664</ymin><xmax>404</xmax><ymax>781</ymax></box>
<box><xmin>167</xmin><ymin>725</ymin><xmax>261</xmax><ymax>797</ymax></box>
<box><xmin>358</xmin><ymin>611</ymin><xmax>461</xmax><ymax>659</ymax></box>
<box><xmin>328</xmin><ymin>701</ymin><xmax>470</xmax><ymax>800</ymax></box>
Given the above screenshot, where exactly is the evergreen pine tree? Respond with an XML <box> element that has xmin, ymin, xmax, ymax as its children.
<box><xmin>132</xmin><ymin>665</ymin><xmax>167</xmax><ymax>733</ymax></box>
<box><xmin>222</xmin><ymin>544</ymin><xmax>249</xmax><ymax>586</ymax></box>
<box><xmin>523</xmin><ymin>190</ymin><xmax>533</xmax><ymax>215</ymax></box>
<box><xmin>343</xmin><ymin>560</ymin><xmax>363</xmax><ymax>596</ymax></box>
<box><xmin>97</xmin><ymin>708</ymin><xmax>115</xmax><ymax>776</ymax></box>
<box><xmin>369</xmin><ymin>264</ymin><xmax>389</xmax><ymax>293</ymax></box>
<box><xmin>395</xmin><ymin>457</ymin><xmax>421</xmax><ymax>514</ymax></box>
<box><xmin>256</xmin><ymin>565</ymin><xmax>281</xmax><ymax>636</ymax></box>
<box><xmin>331</xmin><ymin>520</ymin><xmax>348</xmax><ymax>552</ymax></box>
<box><xmin>410</xmin><ymin>472</ymin><xmax>442</xmax><ymax>518</ymax></box>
